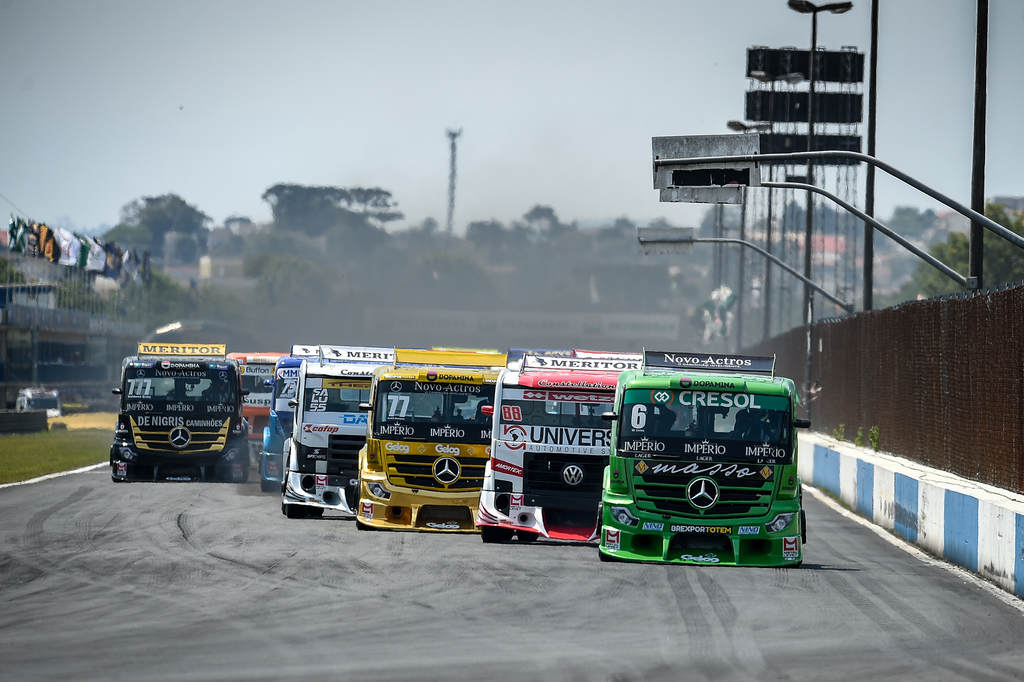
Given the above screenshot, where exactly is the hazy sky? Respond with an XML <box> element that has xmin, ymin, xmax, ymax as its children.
<box><xmin>1</xmin><ymin>0</ymin><xmax>1021</xmax><ymax>233</ymax></box>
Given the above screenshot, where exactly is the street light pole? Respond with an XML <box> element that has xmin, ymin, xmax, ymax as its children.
<box><xmin>636</xmin><ymin>228</ymin><xmax>854</xmax><ymax>313</ymax></box>
<box><xmin>970</xmin><ymin>0</ymin><xmax>988</xmax><ymax>289</ymax></box>
<box><xmin>803</xmin><ymin>11</ymin><xmax>818</xmax><ymax>331</ymax></box>
<box><xmin>787</xmin><ymin>0</ymin><xmax>853</xmax><ymax>417</ymax></box>
<box><xmin>864</xmin><ymin>0</ymin><xmax>878</xmax><ymax>311</ymax></box>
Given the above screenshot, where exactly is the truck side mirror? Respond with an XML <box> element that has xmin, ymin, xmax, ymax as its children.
<box><xmin>358</xmin><ymin>402</ymin><xmax>371</xmax><ymax>411</ymax></box>
<box><xmin>111</xmin><ymin>387</ymin><xmax>122</xmax><ymax>395</ymax></box>
<box><xmin>288</xmin><ymin>399</ymin><xmax>298</xmax><ymax>408</ymax></box>
<box><xmin>480</xmin><ymin>405</ymin><xmax>494</xmax><ymax>417</ymax></box>
<box><xmin>794</xmin><ymin>418</ymin><xmax>811</xmax><ymax>429</ymax></box>
<box><xmin>601</xmin><ymin>411</ymin><xmax>618</xmax><ymax>421</ymax></box>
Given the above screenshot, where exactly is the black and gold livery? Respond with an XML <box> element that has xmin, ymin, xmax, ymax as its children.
<box><xmin>109</xmin><ymin>343</ymin><xmax>250</xmax><ymax>482</ymax></box>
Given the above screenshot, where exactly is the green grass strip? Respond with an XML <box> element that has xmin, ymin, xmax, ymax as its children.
<box><xmin>0</xmin><ymin>428</ymin><xmax>110</xmax><ymax>484</ymax></box>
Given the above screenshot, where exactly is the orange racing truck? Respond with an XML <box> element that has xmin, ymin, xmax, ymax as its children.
<box><xmin>228</xmin><ymin>352</ymin><xmax>286</xmax><ymax>468</ymax></box>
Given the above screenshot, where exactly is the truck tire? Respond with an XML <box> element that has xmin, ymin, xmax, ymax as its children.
<box><xmin>480</xmin><ymin>526</ymin><xmax>515</xmax><ymax>543</ymax></box>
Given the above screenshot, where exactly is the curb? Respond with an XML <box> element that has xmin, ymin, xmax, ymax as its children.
<box><xmin>799</xmin><ymin>433</ymin><xmax>1024</xmax><ymax>599</ymax></box>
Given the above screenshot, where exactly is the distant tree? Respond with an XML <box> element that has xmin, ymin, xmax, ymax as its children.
<box><xmin>261</xmin><ymin>184</ymin><xmax>404</xmax><ymax>243</ymax></box>
<box><xmin>887</xmin><ymin>206</ymin><xmax>938</xmax><ymax>241</ymax></box>
<box><xmin>523</xmin><ymin>204</ymin><xmax>576</xmax><ymax>239</ymax></box>
<box><xmin>107</xmin><ymin>194</ymin><xmax>210</xmax><ymax>257</ymax></box>
<box><xmin>466</xmin><ymin>219</ymin><xmax>508</xmax><ymax>255</ymax></box>
<box><xmin>904</xmin><ymin>202</ymin><xmax>1024</xmax><ymax>297</ymax></box>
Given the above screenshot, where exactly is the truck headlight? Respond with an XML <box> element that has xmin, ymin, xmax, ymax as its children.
<box><xmin>609</xmin><ymin>505</ymin><xmax>639</xmax><ymax>527</ymax></box>
<box><xmin>765</xmin><ymin>513</ymin><xmax>795</xmax><ymax>533</ymax></box>
<box><xmin>368</xmin><ymin>482</ymin><xmax>390</xmax><ymax>500</ymax></box>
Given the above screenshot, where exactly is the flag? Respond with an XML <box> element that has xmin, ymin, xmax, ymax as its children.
<box><xmin>74</xmin><ymin>233</ymin><xmax>91</xmax><ymax>268</ymax></box>
<box><xmin>8</xmin><ymin>217</ymin><xmax>27</xmax><ymax>253</ymax></box>
<box><xmin>56</xmin><ymin>228</ymin><xmax>79</xmax><ymax>266</ymax></box>
<box><xmin>86</xmin><ymin>236</ymin><xmax>106</xmax><ymax>272</ymax></box>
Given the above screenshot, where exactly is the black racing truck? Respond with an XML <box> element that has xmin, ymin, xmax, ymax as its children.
<box><xmin>109</xmin><ymin>343</ymin><xmax>250</xmax><ymax>482</ymax></box>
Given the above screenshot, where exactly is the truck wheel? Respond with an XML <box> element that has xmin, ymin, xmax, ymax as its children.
<box><xmin>480</xmin><ymin>526</ymin><xmax>515</xmax><ymax>543</ymax></box>
<box><xmin>260</xmin><ymin>479</ymin><xmax>277</xmax><ymax>493</ymax></box>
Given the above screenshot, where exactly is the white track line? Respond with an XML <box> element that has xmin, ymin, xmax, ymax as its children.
<box><xmin>0</xmin><ymin>461</ymin><xmax>106</xmax><ymax>490</ymax></box>
<box><xmin>805</xmin><ymin>483</ymin><xmax>1024</xmax><ymax>614</ymax></box>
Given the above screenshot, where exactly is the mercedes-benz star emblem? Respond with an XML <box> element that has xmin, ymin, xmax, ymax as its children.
<box><xmin>432</xmin><ymin>457</ymin><xmax>461</xmax><ymax>485</ymax></box>
<box><xmin>390</xmin><ymin>381</ymin><xmax>403</xmax><ymax>392</ymax></box>
<box><xmin>169</xmin><ymin>426</ymin><xmax>191</xmax><ymax>449</ymax></box>
<box><xmin>687</xmin><ymin>477</ymin><xmax>719</xmax><ymax>511</ymax></box>
<box><xmin>562</xmin><ymin>464</ymin><xmax>584</xmax><ymax>486</ymax></box>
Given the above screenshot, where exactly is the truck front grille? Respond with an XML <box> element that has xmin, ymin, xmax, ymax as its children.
<box><xmin>328</xmin><ymin>434</ymin><xmax>364</xmax><ymax>473</ymax></box>
<box><xmin>385</xmin><ymin>453</ymin><xmax>486</xmax><ymax>492</ymax></box>
<box><xmin>633</xmin><ymin>462</ymin><xmax>775</xmax><ymax>518</ymax></box>
<box><xmin>523</xmin><ymin>452</ymin><xmax>604</xmax><ymax>495</ymax></box>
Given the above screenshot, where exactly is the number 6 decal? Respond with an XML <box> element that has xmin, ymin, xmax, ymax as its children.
<box><xmin>630</xmin><ymin>403</ymin><xmax>647</xmax><ymax>430</ymax></box>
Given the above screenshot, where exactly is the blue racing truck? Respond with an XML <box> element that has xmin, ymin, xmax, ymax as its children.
<box><xmin>260</xmin><ymin>345</ymin><xmax>319</xmax><ymax>492</ymax></box>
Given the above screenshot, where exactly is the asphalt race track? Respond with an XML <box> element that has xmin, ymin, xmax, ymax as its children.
<box><xmin>2</xmin><ymin>470</ymin><xmax>1023</xmax><ymax>681</ymax></box>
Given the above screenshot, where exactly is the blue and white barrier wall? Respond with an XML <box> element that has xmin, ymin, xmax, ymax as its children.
<box><xmin>798</xmin><ymin>433</ymin><xmax>1024</xmax><ymax>599</ymax></box>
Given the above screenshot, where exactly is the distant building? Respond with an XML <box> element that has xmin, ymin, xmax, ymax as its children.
<box><xmin>992</xmin><ymin>196</ymin><xmax>1024</xmax><ymax>213</ymax></box>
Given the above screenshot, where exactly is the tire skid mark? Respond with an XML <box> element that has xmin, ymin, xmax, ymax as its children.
<box><xmin>693</xmin><ymin>570</ymin><xmax>773</xmax><ymax>679</ymax></box>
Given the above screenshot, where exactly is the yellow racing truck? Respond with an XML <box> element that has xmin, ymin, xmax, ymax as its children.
<box><xmin>357</xmin><ymin>349</ymin><xmax>506</xmax><ymax>531</ymax></box>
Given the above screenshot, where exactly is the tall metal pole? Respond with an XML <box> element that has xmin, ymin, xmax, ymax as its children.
<box><xmin>804</xmin><ymin>12</ymin><xmax>818</xmax><ymax>419</ymax></box>
<box><xmin>803</xmin><ymin>13</ymin><xmax>818</xmax><ymax>323</ymax></box>
<box><xmin>763</xmin><ymin>78</ymin><xmax>776</xmax><ymax>341</ymax></box>
<box><xmin>737</xmin><ymin>195</ymin><xmax>746</xmax><ymax>352</ymax></box>
<box><xmin>863</xmin><ymin>0</ymin><xmax>878</xmax><ymax>311</ymax></box>
<box><xmin>970</xmin><ymin>0</ymin><xmax>988</xmax><ymax>288</ymax></box>
<box><xmin>446</xmin><ymin>128</ymin><xmax>462</xmax><ymax>234</ymax></box>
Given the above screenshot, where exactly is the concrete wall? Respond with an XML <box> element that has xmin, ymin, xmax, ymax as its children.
<box><xmin>799</xmin><ymin>432</ymin><xmax>1024</xmax><ymax>599</ymax></box>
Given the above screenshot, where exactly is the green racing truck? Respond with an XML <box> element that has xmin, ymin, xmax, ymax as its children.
<box><xmin>598</xmin><ymin>350</ymin><xmax>810</xmax><ymax>566</ymax></box>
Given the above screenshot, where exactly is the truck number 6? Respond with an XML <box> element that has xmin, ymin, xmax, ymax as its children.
<box><xmin>630</xmin><ymin>404</ymin><xmax>647</xmax><ymax>430</ymax></box>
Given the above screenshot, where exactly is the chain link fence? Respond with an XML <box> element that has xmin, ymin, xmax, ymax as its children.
<box><xmin>748</xmin><ymin>283</ymin><xmax>1024</xmax><ymax>494</ymax></box>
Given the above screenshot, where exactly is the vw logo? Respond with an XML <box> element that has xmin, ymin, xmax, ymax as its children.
<box><xmin>432</xmin><ymin>457</ymin><xmax>461</xmax><ymax>485</ymax></box>
<box><xmin>390</xmin><ymin>381</ymin><xmax>403</xmax><ymax>392</ymax></box>
<box><xmin>686</xmin><ymin>477</ymin><xmax>719</xmax><ymax>511</ymax></box>
<box><xmin>561</xmin><ymin>464</ymin><xmax>584</xmax><ymax>486</ymax></box>
<box><xmin>168</xmin><ymin>426</ymin><xmax>191</xmax><ymax>449</ymax></box>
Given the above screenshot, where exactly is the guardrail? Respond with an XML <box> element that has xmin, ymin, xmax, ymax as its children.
<box><xmin>0</xmin><ymin>410</ymin><xmax>48</xmax><ymax>434</ymax></box>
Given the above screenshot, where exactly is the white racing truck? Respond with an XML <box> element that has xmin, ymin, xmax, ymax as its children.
<box><xmin>477</xmin><ymin>350</ymin><xmax>641</xmax><ymax>542</ymax></box>
<box><xmin>281</xmin><ymin>345</ymin><xmax>394</xmax><ymax>519</ymax></box>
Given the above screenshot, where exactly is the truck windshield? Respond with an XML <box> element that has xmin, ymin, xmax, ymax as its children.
<box><xmin>241</xmin><ymin>363</ymin><xmax>275</xmax><ymax>393</ymax></box>
<box><xmin>373</xmin><ymin>378</ymin><xmax>495</xmax><ymax>444</ymax></box>
<box><xmin>122</xmin><ymin>367</ymin><xmax>237</xmax><ymax>404</ymax></box>
<box><xmin>303</xmin><ymin>378</ymin><xmax>369</xmax><ymax>413</ymax></box>
<box><xmin>498</xmin><ymin>388</ymin><xmax>610</xmax><ymax>429</ymax></box>
<box><xmin>29</xmin><ymin>396</ymin><xmax>59</xmax><ymax>410</ymax></box>
<box><xmin>376</xmin><ymin>380</ymin><xmax>493</xmax><ymax>425</ymax></box>
<box><xmin>619</xmin><ymin>388</ymin><xmax>791</xmax><ymax>464</ymax></box>
<box><xmin>275</xmin><ymin>375</ymin><xmax>298</xmax><ymax>401</ymax></box>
